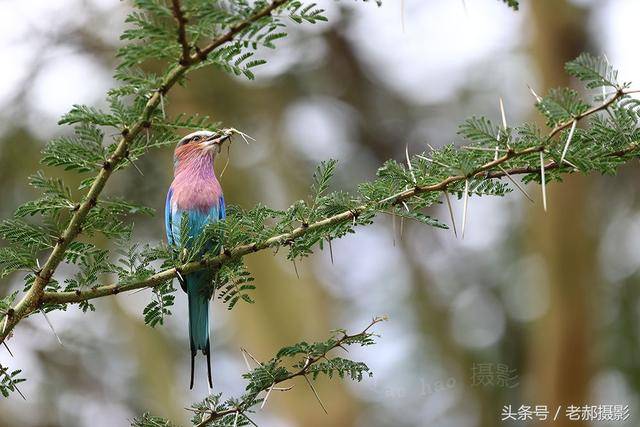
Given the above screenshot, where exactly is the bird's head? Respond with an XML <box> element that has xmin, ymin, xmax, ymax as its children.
<box><xmin>173</xmin><ymin>129</ymin><xmax>232</xmax><ymax>168</ymax></box>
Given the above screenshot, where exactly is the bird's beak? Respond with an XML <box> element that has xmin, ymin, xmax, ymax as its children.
<box><xmin>202</xmin><ymin>132</ymin><xmax>232</xmax><ymax>152</ymax></box>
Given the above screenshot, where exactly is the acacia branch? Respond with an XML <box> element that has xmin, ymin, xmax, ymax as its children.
<box><xmin>40</xmin><ymin>88</ymin><xmax>639</xmax><ymax>307</ymax></box>
<box><xmin>0</xmin><ymin>0</ymin><xmax>292</xmax><ymax>344</ymax></box>
<box><xmin>192</xmin><ymin>316</ymin><xmax>385</xmax><ymax>426</ymax></box>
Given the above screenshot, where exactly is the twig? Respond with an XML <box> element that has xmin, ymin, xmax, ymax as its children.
<box><xmin>194</xmin><ymin>317</ymin><xmax>386</xmax><ymax>426</ymax></box>
<box><xmin>171</xmin><ymin>0</ymin><xmax>191</xmax><ymax>64</ymax></box>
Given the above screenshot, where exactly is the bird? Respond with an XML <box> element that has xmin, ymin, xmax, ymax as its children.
<box><xmin>165</xmin><ymin>129</ymin><xmax>229</xmax><ymax>389</ymax></box>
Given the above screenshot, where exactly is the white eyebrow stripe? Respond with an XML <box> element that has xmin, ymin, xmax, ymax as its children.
<box><xmin>178</xmin><ymin>130</ymin><xmax>216</xmax><ymax>145</ymax></box>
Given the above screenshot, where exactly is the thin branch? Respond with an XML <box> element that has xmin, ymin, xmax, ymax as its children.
<box><xmin>171</xmin><ymin>0</ymin><xmax>191</xmax><ymax>65</ymax></box>
<box><xmin>193</xmin><ymin>317</ymin><xmax>385</xmax><ymax>426</ymax></box>
<box><xmin>0</xmin><ymin>0</ymin><xmax>292</xmax><ymax>344</ymax></box>
<box><xmin>41</xmin><ymin>139</ymin><xmax>640</xmax><ymax>306</ymax></box>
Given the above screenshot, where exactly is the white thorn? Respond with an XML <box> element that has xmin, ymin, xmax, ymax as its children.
<box><xmin>562</xmin><ymin>157</ymin><xmax>580</xmax><ymax>170</ymax></box>
<box><xmin>160</xmin><ymin>92</ymin><xmax>166</xmax><ymax>119</ymax></box>
<box><xmin>233</xmin><ymin>411</ymin><xmax>239</xmax><ymax>427</ymax></box>
<box><xmin>444</xmin><ymin>191</ymin><xmax>458</xmax><ymax>238</ymax></box>
<box><xmin>560</xmin><ymin>120</ymin><xmax>577</xmax><ymax>165</ymax></box>
<box><xmin>461</xmin><ymin>179</ymin><xmax>469</xmax><ymax>239</ymax></box>
<box><xmin>527</xmin><ymin>84</ymin><xmax>543</xmax><ymax>103</ymax></box>
<box><xmin>462</xmin><ymin>146</ymin><xmax>508</xmax><ymax>153</ymax></box>
<box><xmin>392</xmin><ymin>214</ymin><xmax>396</xmax><ymax>247</ymax></box>
<box><xmin>241</xmin><ymin>348</ymin><xmax>253</xmax><ymax>372</ymax></box>
<box><xmin>498</xmin><ymin>166</ymin><xmax>534</xmax><ymax>203</ymax></box>
<box><xmin>261</xmin><ymin>383</ymin><xmax>276</xmax><ymax>409</ymax></box>
<box><xmin>405</xmin><ymin>144</ymin><xmax>416</xmax><ymax>184</ymax></box>
<box><xmin>603</xmin><ymin>54</ymin><xmax>611</xmax><ymax>104</ymax></box>
<box><xmin>540</xmin><ymin>151</ymin><xmax>547</xmax><ymax>212</ymax></box>
<box><xmin>41</xmin><ymin>309</ymin><xmax>63</xmax><ymax>347</ymax></box>
<box><xmin>416</xmin><ymin>155</ymin><xmax>450</xmax><ymax>169</ymax></box>
<box><xmin>499</xmin><ymin>97</ymin><xmax>508</xmax><ymax>130</ymax></box>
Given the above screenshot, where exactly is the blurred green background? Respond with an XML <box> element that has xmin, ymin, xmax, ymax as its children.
<box><xmin>0</xmin><ymin>0</ymin><xmax>639</xmax><ymax>426</ymax></box>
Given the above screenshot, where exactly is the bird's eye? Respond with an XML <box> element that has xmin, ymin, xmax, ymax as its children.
<box><xmin>192</xmin><ymin>136</ymin><xmax>201</xmax><ymax>142</ymax></box>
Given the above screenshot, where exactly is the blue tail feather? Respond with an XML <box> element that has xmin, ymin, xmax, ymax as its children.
<box><xmin>186</xmin><ymin>270</ymin><xmax>213</xmax><ymax>389</ymax></box>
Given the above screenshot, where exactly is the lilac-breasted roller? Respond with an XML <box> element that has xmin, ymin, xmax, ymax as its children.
<box><xmin>165</xmin><ymin>130</ymin><xmax>228</xmax><ymax>389</ymax></box>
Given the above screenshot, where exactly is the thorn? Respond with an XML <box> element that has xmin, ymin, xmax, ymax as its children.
<box><xmin>498</xmin><ymin>166</ymin><xmax>534</xmax><ymax>203</ymax></box>
<box><xmin>540</xmin><ymin>151</ymin><xmax>547</xmax><ymax>212</ymax></box>
<box><xmin>261</xmin><ymin>383</ymin><xmax>276</xmax><ymax>409</ymax></box>
<box><xmin>560</xmin><ymin>120</ymin><xmax>577</xmax><ymax>165</ymax></box>
<box><xmin>303</xmin><ymin>374</ymin><xmax>328</xmax><ymax>414</ymax></box>
<box><xmin>241</xmin><ymin>348</ymin><xmax>253</xmax><ymax>372</ymax></box>
<box><xmin>392</xmin><ymin>214</ymin><xmax>396</xmax><ymax>247</ymax></box>
<box><xmin>160</xmin><ymin>92</ymin><xmax>166</xmax><ymax>119</ymax></box>
<box><xmin>562</xmin><ymin>158</ymin><xmax>580</xmax><ymax>170</ymax></box>
<box><xmin>3</xmin><ymin>342</ymin><xmax>14</xmax><ymax>357</ymax></box>
<box><xmin>461</xmin><ymin>179</ymin><xmax>469</xmax><ymax>239</ymax></box>
<box><xmin>328</xmin><ymin>239</ymin><xmax>334</xmax><ymax>265</ymax></box>
<box><xmin>405</xmin><ymin>144</ymin><xmax>416</xmax><ymax>184</ymax></box>
<box><xmin>233</xmin><ymin>411</ymin><xmax>239</xmax><ymax>427</ymax></box>
<box><xmin>527</xmin><ymin>84</ymin><xmax>543</xmax><ymax>103</ymax></box>
<box><xmin>462</xmin><ymin>146</ymin><xmax>508</xmax><ymax>153</ymax></box>
<box><xmin>41</xmin><ymin>309</ymin><xmax>63</xmax><ymax>347</ymax></box>
<box><xmin>416</xmin><ymin>155</ymin><xmax>451</xmax><ymax>169</ymax></box>
<box><xmin>494</xmin><ymin>144</ymin><xmax>499</xmax><ymax>161</ymax></box>
<box><xmin>242</xmin><ymin>413</ymin><xmax>259</xmax><ymax>427</ymax></box>
<box><xmin>499</xmin><ymin>97</ymin><xmax>508</xmax><ymax>130</ymax></box>
<box><xmin>603</xmin><ymin>54</ymin><xmax>611</xmax><ymax>104</ymax></box>
<box><xmin>292</xmin><ymin>258</ymin><xmax>300</xmax><ymax>279</ymax></box>
<box><xmin>176</xmin><ymin>269</ymin><xmax>184</xmax><ymax>282</ymax></box>
<box><xmin>443</xmin><ymin>190</ymin><xmax>458</xmax><ymax>238</ymax></box>
<box><xmin>126</xmin><ymin>155</ymin><xmax>144</xmax><ymax>176</ymax></box>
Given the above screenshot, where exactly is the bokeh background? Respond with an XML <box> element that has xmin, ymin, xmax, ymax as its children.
<box><xmin>0</xmin><ymin>0</ymin><xmax>639</xmax><ymax>426</ymax></box>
